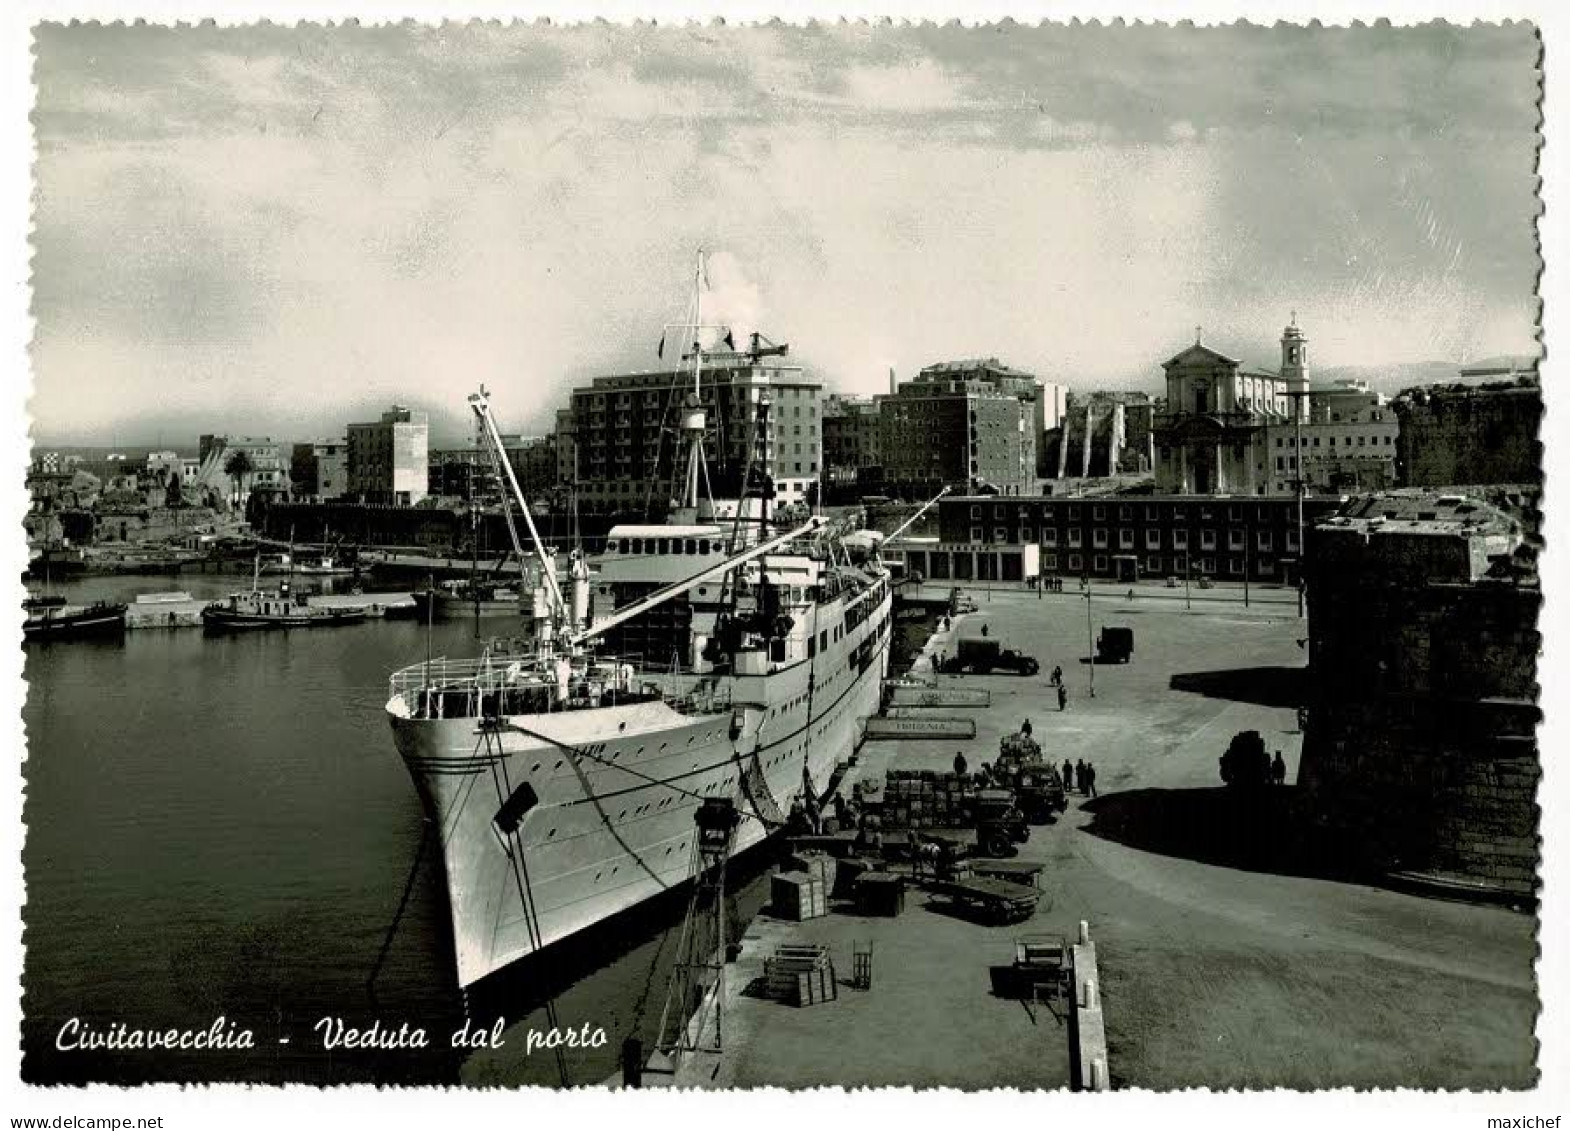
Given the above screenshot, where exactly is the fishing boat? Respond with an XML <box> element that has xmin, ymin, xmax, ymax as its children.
<box><xmin>23</xmin><ymin>600</ymin><xmax>127</xmax><ymax>641</ymax></box>
<box><xmin>411</xmin><ymin>578</ymin><xmax>523</xmax><ymax>621</ymax></box>
<box><xmin>385</xmin><ymin>258</ymin><xmax>904</xmax><ymax>989</ymax></box>
<box><xmin>294</xmin><ymin>555</ymin><xmax>356</xmax><ymax>576</ymax></box>
<box><xmin>202</xmin><ymin>558</ymin><xmax>367</xmax><ymax>632</ymax></box>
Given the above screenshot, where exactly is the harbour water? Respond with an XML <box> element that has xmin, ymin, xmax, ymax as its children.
<box><xmin>20</xmin><ymin>575</ymin><xmax>785</xmax><ymax>1086</ymax></box>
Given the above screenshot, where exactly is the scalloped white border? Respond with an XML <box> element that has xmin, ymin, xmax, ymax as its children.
<box><xmin>0</xmin><ymin>4</ymin><xmax>1561</xmax><ymax>1128</ymax></box>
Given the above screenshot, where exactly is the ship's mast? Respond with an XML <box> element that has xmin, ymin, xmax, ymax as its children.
<box><xmin>680</xmin><ymin>249</ymin><xmax>708</xmax><ymax>512</ymax></box>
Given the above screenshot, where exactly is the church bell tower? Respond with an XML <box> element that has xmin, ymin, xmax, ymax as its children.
<box><xmin>1281</xmin><ymin>313</ymin><xmax>1310</xmax><ymax>418</ymax></box>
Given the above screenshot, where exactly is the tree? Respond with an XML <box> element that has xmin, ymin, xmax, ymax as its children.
<box><xmin>1219</xmin><ymin>730</ymin><xmax>1271</xmax><ymax>789</ymax></box>
<box><xmin>223</xmin><ymin>449</ymin><xmax>255</xmax><ymax>507</ymax></box>
<box><xmin>164</xmin><ymin>470</ymin><xmax>184</xmax><ymax>509</ymax></box>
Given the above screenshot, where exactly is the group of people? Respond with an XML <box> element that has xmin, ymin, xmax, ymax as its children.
<box><xmin>1062</xmin><ymin>758</ymin><xmax>1098</xmax><ymax>797</ymax></box>
<box><xmin>1036</xmin><ymin>577</ymin><xmax>1067</xmax><ymax>593</ymax></box>
<box><xmin>1046</xmin><ymin>664</ymin><xmax>1068</xmax><ymax>710</ymax></box>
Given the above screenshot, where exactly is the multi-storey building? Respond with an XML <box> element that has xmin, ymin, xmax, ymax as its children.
<box><xmin>877</xmin><ymin>359</ymin><xmax>1038</xmax><ymax>498</ymax></box>
<box><xmin>1261</xmin><ymin>379</ymin><xmax>1399</xmax><ymax>495</ymax></box>
<box><xmin>821</xmin><ymin>395</ymin><xmax>881</xmax><ymax>484</ymax></box>
<box><xmin>566</xmin><ymin>342</ymin><xmax>820</xmax><ymax>513</ymax></box>
<box><xmin>195</xmin><ymin>435</ymin><xmax>289</xmax><ymax>505</ymax></box>
<box><xmin>1153</xmin><ymin>320</ymin><xmax>1304</xmax><ymax>494</ymax></box>
<box><xmin>889</xmin><ymin>492</ymin><xmax>1339</xmax><ymax>585</ymax></box>
<box><xmin>287</xmin><ymin>441</ymin><xmax>350</xmax><ymax>501</ymax></box>
<box><xmin>554</xmin><ymin>407</ymin><xmax>576</xmax><ymax>486</ymax></box>
<box><xmin>430</xmin><ymin>434</ymin><xmax>557</xmax><ymax>503</ymax></box>
<box><xmin>347</xmin><ymin>406</ymin><xmax>429</xmax><ymax>506</ymax></box>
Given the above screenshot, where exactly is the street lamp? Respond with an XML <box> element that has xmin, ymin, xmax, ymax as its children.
<box><xmin>1285</xmin><ymin>388</ymin><xmax>1309</xmax><ymax>619</ymax></box>
<box><xmin>1084</xmin><ymin>574</ymin><xmax>1096</xmax><ymax>698</ymax></box>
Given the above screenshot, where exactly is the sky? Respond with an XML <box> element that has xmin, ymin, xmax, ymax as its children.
<box><xmin>28</xmin><ymin>20</ymin><xmax>1543</xmax><ymax>446</ymax></box>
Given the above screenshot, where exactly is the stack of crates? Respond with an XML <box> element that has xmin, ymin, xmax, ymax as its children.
<box><xmin>764</xmin><ymin>945</ymin><xmax>838</xmax><ymax>1007</ymax></box>
<box><xmin>784</xmin><ymin>851</ymin><xmax>838</xmax><ymax>896</ymax></box>
<box><xmin>771</xmin><ymin>871</ymin><xmax>828</xmax><ymax>921</ymax></box>
<box><xmin>881</xmin><ymin>770</ymin><xmax>975</xmax><ymax>829</ymax></box>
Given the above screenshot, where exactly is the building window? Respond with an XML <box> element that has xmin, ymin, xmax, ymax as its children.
<box><xmin>1200</xmin><ymin>528</ymin><xmax>1216</xmax><ymax>550</ymax></box>
<box><xmin>1093</xmin><ymin>505</ymin><xmax>1107</xmax><ymax>521</ymax></box>
<box><xmin>994</xmin><ymin>526</ymin><xmax>1009</xmax><ymax>543</ymax></box>
<box><xmin>1228</xmin><ymin>529</ymin><xmax>1245</xmax><ymax>551</ymax></box>
<box><xmin>1145</xmin><ymin>529</ymin><xmax>1161</xmax><ymax>550</ymax></box>
<box><xmin>1228</xmin><ymin>505</ymin><xmax>1242</xmax><ymax>521</ymax></box>
<box><xmin>1173</xmin><ymin>530</ymin><xmax>1189</xmax><ymax>550</ymax></box>
<box><xmin>1119</xmin><ymin>529</ymin><xmax>1135</xmax><ymax>549</ymax></box>
<box><xmin>1042</xmin><ymin>528</ymin><xmax>1059</xmax><ymax>548</ymax></box>
<box><xmin>1257</xmin><ymin>530</ymin><xmax>1273</xmax><ymax>552</ymax></box>
<box><xmin>1145</xmin><ymin>505</ymin><xmax>1159</xmax><ymax>521</ymax></box>
<box><xmin>1044</xmin><ymin>553</ymin><xmax>1058</xmax><ymax>572</ymax></box>
<box><xmin>1068</xmin><ymin>554</ymin><xmax>1083</xmax><ymax>573</ymax></box>
<box><xmin>970</xmin><ymin>526</ymin><xmax>983</xmax><ymax>542</ymax></box>
<box><xmin>1069</xmin><ymin>529</ymin><xmax>1083</xmax><ymax>549</ymax></box>
<box><xmin>1119</xmin><ymin>505</ymin><xmax>1133</xmax><ymax>521</ymax></box>
<box><xmin>1020</xmin><ymin>527</ymin><xmax>1034</xmax><ymax>543</ymax></box>
<box><xmin>1068</xmin><ymin>505</ymin><xmax>1081</xmax><ymax>521</ymax></box>
<box><xmin>1093</xmin><ymin>528</ymin><xmax>1109</xmax><ymax>549</ymax></box>
<box><xmin>1093</xmin><ymin>555</ymin><xmax>1108</xmax><ymax>573</ymax></box>
<box><xmin>1228</xmin><ymin>556</ymin><xmax>1245</xmax><ymax>576</ymax></box>
<box><xmin>1146</xmin><ymin>556</ymin><xmax>1162</xmax><ymax>574</ymax></box>
<box><xmin>970</xmin><ymin>505</ymin><xmax>982</xmax><ymax>518</ymax></box>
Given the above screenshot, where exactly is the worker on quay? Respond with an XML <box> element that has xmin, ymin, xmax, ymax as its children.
<box><xmin>1022</xmin><ymin>718</ymin><xmax>1033</xmax><ymax>738</ymax></box>
<box><xmin>1057</xmin><ymin>683</ymin><xmax>1068</xmax><ymax>712</ymax></box>
<box><xmin>953</xmin><ymin>751</ymin><xmax>969</xmax><ymax>779</ymax></box>
<box><xmin>1051</xmin><ymin>665</ymin><xmax>1064</xmax><ymax>687</ymax></box>
<box><xmin>1272</xmin><ymin>751</ymin><xmax>1288</xmax><ymax>787</ymax></box>
<box><xmin>1063</xmin><ymin>759</ymin><xmax>1075</xmax><ymax>794</ymax></box>
<box><xmin>1083</xmin><ymin>761</ymin><xmax>1098</xmax><ymax>798</ymax></box>
<box><xmin>1075</xmin><ymin>759</ymin><xmax>1087</xmax><ymax>794</ymax></box>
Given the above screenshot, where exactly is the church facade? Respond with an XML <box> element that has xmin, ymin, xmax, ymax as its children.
<box><xmin>1154</xmin><ymin>319</ymin><xmax>1310</xmax><ymax>495</ymax></box>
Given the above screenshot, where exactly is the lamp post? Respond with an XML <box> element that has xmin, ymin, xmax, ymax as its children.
<box><xmin>1288</xmin><ymin>389</ymin><xmax>1308</xmax><ymax>619</ymax></box>
<box><xmin>1085</xmin><ymin>575</ymin><xmax>1096</xmax><ymax>698</ymax></box>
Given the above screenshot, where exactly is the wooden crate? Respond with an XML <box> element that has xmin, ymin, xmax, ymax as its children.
<box><xmin>764</xmin><ymin>946</ymin><xmax>838</xmax><ymax>1007</ymax></box>
<box><xmin>771</xmin><ymin>872</ymin><xmax>828</xmax><ymax>921</ymax></box>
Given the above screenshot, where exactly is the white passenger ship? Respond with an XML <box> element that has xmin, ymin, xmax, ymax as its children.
<box><xmin>385</xmin><ymin>274</ymin><xmax>894</xmax><ymax>988</ymax></box>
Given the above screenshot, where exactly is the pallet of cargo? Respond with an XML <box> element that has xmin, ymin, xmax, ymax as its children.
<box><xmin>926</xmin><ymin>875</ymin><xmax>1040</xmax><ymax>924</ymax></box>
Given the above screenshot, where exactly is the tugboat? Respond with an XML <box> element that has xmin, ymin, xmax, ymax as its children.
<box><xmin>202</xmin><ymin>558</ymin><xmax>367</xmax><ymax>633</ymax></box>
<box><xmin>23</xmin><ymin>600</ymin><xmax>128</xmax><ymax>641</ymax></box>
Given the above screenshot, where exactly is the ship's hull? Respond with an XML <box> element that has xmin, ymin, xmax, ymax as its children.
<box><xmin>201</xmin><ymin>608</ymin><xmax>367</xmax><ymax>632</ymax></box>
<box><xmin>412</xmin><ymin>591</ymin><xmax>522</xmax><ymax>621</ymax></box>
<box><xmin>22</xmin><ymin>604</ymin><xmax>127</xmax><ymax>641</ymax></box>
<box><xmin>390</xmin><ymin>588</ymin><xmax>893</xmax><ymax>988</ymax></box>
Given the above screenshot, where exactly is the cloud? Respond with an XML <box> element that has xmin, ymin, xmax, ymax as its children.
<box><xmin>27</xmin><ymin>21</ymin><xmax>1542</xmax><ymax>445</ymax></box>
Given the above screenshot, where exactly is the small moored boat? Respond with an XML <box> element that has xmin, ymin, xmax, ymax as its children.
<box><xmin>23</xmin><ymin>601</ymin><xmax>127</xmax><ymax>641</ymax></box>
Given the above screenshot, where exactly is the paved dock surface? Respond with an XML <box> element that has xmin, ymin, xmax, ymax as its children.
<box><xmin>671</xmin><ymin>584</ymin><xmax>1536</xmax><ymax>1090</ymax></box>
